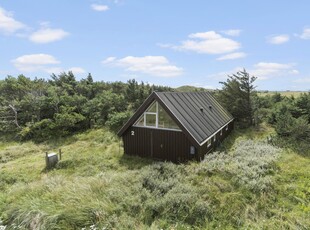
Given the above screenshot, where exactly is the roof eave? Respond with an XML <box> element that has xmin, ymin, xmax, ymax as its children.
<box><xmin>117</xmin><ymin>92</ymin><xmax>156</xmax><ymax>136</ymax></box>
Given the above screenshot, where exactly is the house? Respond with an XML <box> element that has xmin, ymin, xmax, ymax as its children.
<box><xmin>118</xmin><ymin>91</ymin><xmax>234</xmax><ymax>162</ymax></box>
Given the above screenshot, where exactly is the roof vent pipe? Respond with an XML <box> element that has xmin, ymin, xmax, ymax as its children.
<box><xmin>200</xmin><ymin>107</ymin><xmax>204</xmax><ymax>112</ymax></box>
<box><xmin>209</xmin><ymin>105</ymin><xmax>212</xmax><ymax>109</ymax></box>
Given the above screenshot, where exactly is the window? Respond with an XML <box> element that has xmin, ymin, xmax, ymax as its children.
<box><xmin>214</xmin><ymin>135</ymin><xmax>216</xmax><ymax>142</ymax></box>
<box><xmin>136</xmin><ymin>116</ymin><xmax>144</xmax><ymax>126</ymax></box>
<box><xmin>190</xmin><ymin>146</ymin><xmax>195</xmax><ymax>154</ymax></box>
<box><xmin>158</xmin><ymin>104</ymin><xmax>179</xmax><ymax>130</ymax></box>
<box><xmin>225</xmin><ymin>125</ymin><xmax>228</xmax><ymax>131</ymax></box>
<box><xmin>220</xmin><ymin>129</ymin><xmax>223</xmax><ymax>136</ymax></box>
<box><xmin>134</xmin><ymin>101</ymin><xmax>180</xmax><ymax>130</ymax></box>
<box><xmin>207</xmin><ymin>139</ymin><xmax>212</xmax><ymax>147</ymax></box>
<box><xmin>145</xmin><ymin>114</ymin><xmax>156</xmax><ymax>127</ymax></box>
<box><xmin>148</xmin><ymin>102</ymin><xmax>157</xmax><ymax>112</ymax></box>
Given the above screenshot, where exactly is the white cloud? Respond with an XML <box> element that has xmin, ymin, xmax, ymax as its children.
<box><xmin>102</xmin><ymin>56</ymin><xmax>116</xmax><ymax>64</ymax></box>
<box><xmin>221</xmin><ymin>29</ymin><xmax>241</xmax><ymax>36</ymax></box>
<box><xmin>162</xmin><ymin>31</ymin><xmax>241</xmax><ymax>54</ymax></box>
<box><xmin>209</xmin><ymin>62</ymin><xmax>299</xmax><ymax>82</ymax></box>
<box><xmin>217</xmin><ymin>52</ymin><xmax>246</xmax><ymax>61</ymax></box>
<box><xmin>102</xmin><ymin>56</ymin><xmax>183</xmax><ymax>77</ymax></box>
<box><xmin>67</xmin><ymin>67</ymin><xmax>86</xmax><ymax>74</ymax></box>
<box><xmin>268</xmin><ymin>34</ymin><xmax>290</xmax><ymax>44</ymax></box>
<box><xmin>251</xmin><ymin>62</ymin><xmax>297</xmax><ymax>80</ymax></box>
<box><xmin>12</xmin><ymin>54</ymin><xmax>60</xmax><ymax>72</ymax></box>
<box><xmin>298</xmin><ymin>28</ymin><xmax>310</xmax><ymax>39</ymax></box>
<box><xmin>0</xmin><ymin>7</ymin><xmax>26</xmax><ymax>34</ymax></box>
<box><xmin>91</xmin><ymin>4</ymin><xmax>109</xmax><ymax>11</ymax></box>
<box><xmin>29</xmin><ymin>28</ymin><xmax>69</xmax><ymax>43</ymax></box>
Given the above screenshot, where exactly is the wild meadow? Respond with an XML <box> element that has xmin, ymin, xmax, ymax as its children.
<box><xmin>0</xmin><ymin>126</ymin><xmax>309</xmax><ymax>229</ymax></box>
<box><xmin>0</xmin><ymin>72</ymin><xmax>309</xmax><ymax>229</ymax></box>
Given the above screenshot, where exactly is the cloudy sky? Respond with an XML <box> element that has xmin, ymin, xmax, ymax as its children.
<box><xmin>1</xmin><ymin>1</ymin><xmax>310</xmax><ymax>90</ymax></box>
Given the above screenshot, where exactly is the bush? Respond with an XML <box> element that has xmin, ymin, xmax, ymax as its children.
<box><xmin>19</xmin><ymin>119</ymin><xmax>56</xmax><ymax>141</ymax></box>
<box><xmin>198</xmin><ymin>140</ymin><xmax>280</xmax><ymax>193</ymax></box>
<box><xmin>105</xmin><ymin>111</ymin><xmax>132</xmax><ymax>133</ymax></box>
<box><xmin>140</xmin><ymin>163</ymin><xmax>212</xmax><ymax>227</ymax></box>
<box><xmin>141</xmin><ymin>162</ymin><xmax>182</xmax><ymax>196</ymax></box>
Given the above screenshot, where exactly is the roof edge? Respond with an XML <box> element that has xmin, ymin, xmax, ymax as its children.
<box><xmin>198</xmin><ymin>118</ymin><xmax>234</xmax><ymax>146</ymax></box>
<box><xmin>117</xmin><ymin>92</ymin><xmax>156</xmax><ymax>136</ymax></box>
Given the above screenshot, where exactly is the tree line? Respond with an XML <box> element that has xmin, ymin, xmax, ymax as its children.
<box><xmin>0</xmin><ymin>72</ymin><xmax>172</xmax><ymax>141</ymax></box>
<box><xmin>1</xmin><ymin>70</ymin><xmax>310</xmax><ymax>153</ymax></box>
<box><xmin>217</xmin><ymin>69</ymin><xmax>310</xmax><ymax>155</ymax></box>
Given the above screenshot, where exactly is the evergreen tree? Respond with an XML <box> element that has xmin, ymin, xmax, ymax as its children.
<box><xmin>218</xmin><ymin>69</ymin><xmax>257</xmax><ymax>127</ymax></box>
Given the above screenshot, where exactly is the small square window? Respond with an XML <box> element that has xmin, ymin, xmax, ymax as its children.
<box><xmin>207</xmin><ymin>139</ymin><xmax>212</xmax><ymax>147</ymax></box>
<box><xmin>145</xmin><ymin>114</ymin><xmax>156</xmax><ymax>127</ymax></box>
<box><xmin>190</xmin><ymin>146</ymin><xmax>195</xmax><ymax>154</ymax></box>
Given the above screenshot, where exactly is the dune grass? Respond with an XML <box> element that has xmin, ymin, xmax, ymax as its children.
<box><xmin>0</xmin><ymin>127</ymin><xmax>309</xmax><ymax>229</ymax></box>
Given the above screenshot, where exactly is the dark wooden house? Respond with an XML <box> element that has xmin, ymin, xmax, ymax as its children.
<box><xmin>118</xmin><ymin>91</ymin><xmax>234</xmax><ymax>162</ymax></box>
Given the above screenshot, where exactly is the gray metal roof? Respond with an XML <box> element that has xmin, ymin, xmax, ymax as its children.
<box><xmin>155</xmin><ymin>92</ymin><xmax>233</xmax><ymax>144</ymax></box>
<box><xmin>118</xmin><ymin>91</ymin><xmax>233</xmax><ymax>146</ymax></box>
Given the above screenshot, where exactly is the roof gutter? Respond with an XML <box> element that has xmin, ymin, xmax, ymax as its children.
<box><xmin>198</xmin><ymin>118</ymin><xmax>234</xmax><ymax>146</ymax></box>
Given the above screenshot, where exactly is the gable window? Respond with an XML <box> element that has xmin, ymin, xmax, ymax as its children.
<box><xmin>158</xmin><ymin>104</ymin><xmax>180</xmax><ymax>130</ymax></box>
<box><xmin>134</xmin><ymin>101</ymin><xmax>180</xmax><ymax>130</ymax></box>
<box><xmin>145</xmin><ymin>114</ymin><xmax>156</xmax><ymax>127</ymax></box>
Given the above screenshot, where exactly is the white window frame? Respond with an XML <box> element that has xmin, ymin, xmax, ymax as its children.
<box><xmin>134</xmin><ymin>101</ymin><xmax>181</xmax><ymax>131</ymax></box>
<box><xmin>207</xmin><ymin>139</ymin><xmax>212</xmax><ymax>147</ymax></box>
<box><xmin>144</xmin><ymin>113</ymin><xmax>157</xmax><ymax>127</ymax></box>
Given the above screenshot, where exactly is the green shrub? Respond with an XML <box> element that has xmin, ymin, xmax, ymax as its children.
<box><xmin>105</xmin><ymin>111</ymin><xmax>132</xmax><ymax>133</ymax></box>
<box><xmin>198</xmin><ymin>140</ymin><xmax>280</xmax><ymax>193</ymax></box>
<box><xmin>141</xmin><ymin>162</ymin><xmax>182</xmax><ymax>196</ymax></box>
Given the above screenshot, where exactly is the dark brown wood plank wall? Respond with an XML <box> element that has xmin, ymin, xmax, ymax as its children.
<box><xmin>123</xmin><ymin>127</ymin><xmax>196</xmax><ymax>162</ymax></box>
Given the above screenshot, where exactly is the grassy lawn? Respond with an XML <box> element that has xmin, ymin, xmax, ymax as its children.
<box><xmin>0</xmin><ymin>127</ymin><xmax>309</xmax><ymax>229</ymax></box>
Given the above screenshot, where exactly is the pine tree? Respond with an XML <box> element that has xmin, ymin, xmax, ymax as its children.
<box><xmin>218</xmin><ymin>69</ymin><xmax>257</xmax><ymax>127</ymax></box>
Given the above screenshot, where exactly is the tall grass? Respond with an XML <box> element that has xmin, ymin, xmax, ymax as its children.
<box><xmin>0</xmin><ymin>127</ymin><xmax>309</xmax><ymax>229</ymax></box>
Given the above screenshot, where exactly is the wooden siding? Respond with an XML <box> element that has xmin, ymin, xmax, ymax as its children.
<box><xmin>123</xmin><ymin>126</ymin><xmax>197</xmax><ymax>163</ymax></box>
<box><xmin>198</xmin><ymin>120</ymin><xmax>234</xmax><ymax>159</ymax></box>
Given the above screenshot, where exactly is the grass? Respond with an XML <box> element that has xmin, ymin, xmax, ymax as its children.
<box><xmin>257</xmin><ymin>91</ymin><xmax>305</xmax><ymax>98</ymax></box>
<box><xmin>0</xmin><ymin>126</ymin><xmax>309</xmax><ymax>229</ymax></box>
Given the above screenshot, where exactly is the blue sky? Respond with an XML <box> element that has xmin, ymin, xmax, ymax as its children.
<box><xmin>1</xmin><ymin>1</ymin><xmax>310</xmax><ymax>91</ymax></box>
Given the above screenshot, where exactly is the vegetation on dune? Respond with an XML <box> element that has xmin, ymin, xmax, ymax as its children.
<box><xmin>175</xmin><ymin>85</ymin><xmax>210</xmax><ymax>92</ymax></box>
<box><xmin>257</xmin><ymin>91</ymin><xmax>305</xmax><ymax>98</ymax></box>
<box><xmin>216</xmin><ymin>70</ymin><xmax>310</xmax><ymax>156</ymax></box>
<box><xmin>1</xmin><ymin>70</ymin><xmax>310</xmax><ymax>152</ymax></box>
<box><xmin>0</xmin><ymin>74</ymin><xmax>172</xmax><ymax>142</ymax></box>
<box><xmin>0</xmin><ymin>70</ymin><xmax>310</xmax><ymax>229</ymax></box>
<box><xmin>0</xmin><ymin>128</ymin><xmax>309</xmax><ymax>229</ymax></box>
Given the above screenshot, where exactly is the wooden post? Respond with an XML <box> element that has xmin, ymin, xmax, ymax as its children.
<box><xmin>59</xmin><ymin>149</ymin><xmax>62</xmax><ymax>160</ymax></box>
<box><xmin>45</xmin><ymin>152</ymin><xmax>49</xmax><ymax>169</ymax></box>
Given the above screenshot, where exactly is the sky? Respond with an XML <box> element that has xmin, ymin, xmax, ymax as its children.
<box><xmin>1</xmin><ymin>0</ymin><xmax>310</xmax><ymax>91</ymax></box>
